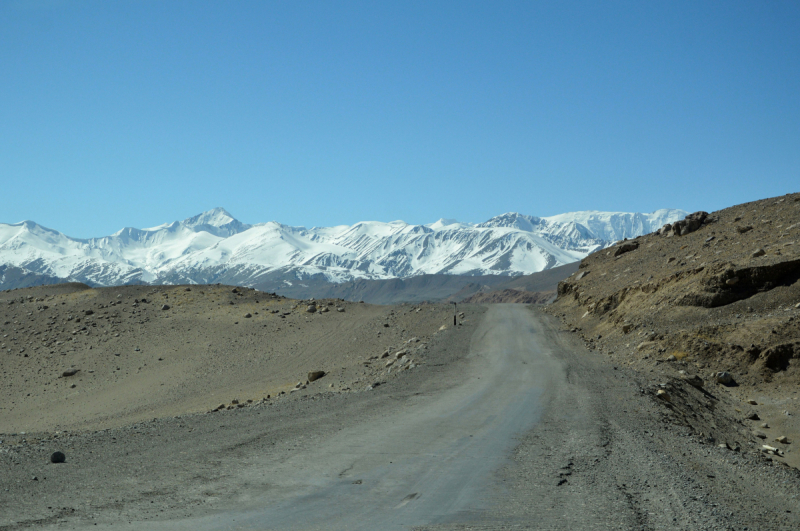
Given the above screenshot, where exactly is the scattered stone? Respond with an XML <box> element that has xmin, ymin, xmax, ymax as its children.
<box><xmin>50</xmin><ymin>451</ymin><xmax>66</xmax><ymax>463</ymax></box>
<box><xmin>776</xmin><ymin>436</ymin><xmax>790</xmax><ymax>444</ymax></box>
<box><xmin>747</xmin><ymin>399</ymin><xmax>758</xmax><ymax>405</ymax></box>
<box><xmin>736</xmin><ymin>226</ymin><xmax>753</xmax><ymax>234</ymax></box>
<box><xmin>637</xmin><ymin>341</ymin><xmax>657</xmax><ymax>351</ymax></box>
<box><xmin>438</xmin><ymin>325</ymin><xmax>447</xmax><ymax>331</ymax></box>
<box><xmin>656</xmin><ymin>389</ymin><xmax>670</xmax><ymax>401</ymax></box>
<box><xmin>383</xmin><ymin>323</ymin><xmax>389</xmax><ymax>327</ymax></box>
<box><xmin>726</xmin><ymin>277</ymin><xmax>740</xmax><ymax>286</ymax></box>
<box><xmin>747</xmin><ymin>412</ymin><xmax>761</xmax><ymax>421</ymax></box>
<box><xmin>394</xmin><ymin>350</ymin><xmax>408</xmax><ymax>359</ymax></box>
<box><xmin>751</xmin><ymin>248</ymin><xmax>766</xmax><ymax>258</ymax></box>
<box><xmin>622</xmin><ymin>324</ymin><xmax>632</xmax><ymax>334</ymax></box>
<box><xmin>230</xmin><ymin>398</ymin><xmax>239</xmax><ymax>405</ymax></box>
<box><xmin>306</xmin><ymin>305</ymin><xmax>317</xmax><ymax>313</ymax></box>
<box><xmin>385</xmin><ymin>359</ymin><xmax>395</xmax><ymax>367</ymax></box>
<box><xmin>307</xmin><ymin>370</ymin><xmax>326</xmax><ymax>382</ymax></box>
<box><xmin>84</xmin><ymin>310</ymin><xmax>94</xmax><ymax>316</ymax></box>
<box><xmin>336</xmin><ymin>307</ymin><xmax>345</xmax><ymax>312</ymax></box>
<box><xmin>244</xmin><ymin>313</ymin><xmax>252</xmax><ymax>318</ymax></box>
<box><xmin>754</xmin><ymin>431</ymin><xmax>767</xmax><ymax>439</ymax></box>
<box><xmin>61</xmin><ymin>369</ymin><xmax>79</xmax><ymax>377</ymax></box>
<box><xmin>161</xmin><ymin>304</ymin><xmax>170</xmax><ymax>311</ymax></box>
<box><xmin>715</xmin><ymin>371</ymin><xmax>734</xmax><ymax>385</ymax></box>
<box><xmin>665</xmin><ymin>354</ymin><xmax>677</xmax><ymax>362</ymax></box>
<box><xmin>761</xmin><ymin>422</ymin><xmax>770</xmax><ymax>429</ymax></box>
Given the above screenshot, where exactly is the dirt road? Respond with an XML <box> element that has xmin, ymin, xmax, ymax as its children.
<box><xmin>130</xmin><ymin>306</ymin><xmax>800</xmax><ymax>530</ymax></box>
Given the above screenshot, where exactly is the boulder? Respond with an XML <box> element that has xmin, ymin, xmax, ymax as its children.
<box><xmin>715</xmin><ymin>371</ymin><xmax>734</xmax><ymax>385</ymax></box>
<box><xmin>50</xmin><ymin>451</ymin><xmax>66</xmax><ymax>464</ymax></box>
<box><xmin>614</xmin><ymin>241</ymin><xmax>640</xmax><ymax>257</ymax></box>
<box><xmin>661</xmin><ymin>212</ymin><xmax>708</xmax><ymax>237</ymax></box>
<box><xmin>308</xmin><ymin>370</ymin><xmax>326</xmax><ymax>382</ymax></box>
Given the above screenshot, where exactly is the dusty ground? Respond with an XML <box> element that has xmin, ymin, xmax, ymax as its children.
<box><xmin>0</xmin><ymin>287</ymin><xmax>477</xmax><ymax>530</ymax></box>
<box><xmin>3</xmin><ymin>303</ymin><xmax>800</xmax><ymax>530</ymax></box>
<box><xmin>548</xmin><ymin>192</ymin><xmax>800</xmax><ymax>469</ymax></box>
<box><xmin>0</xmin><ymin>283</ymin><xmax>454</xmax><ymax>434</ymax></box>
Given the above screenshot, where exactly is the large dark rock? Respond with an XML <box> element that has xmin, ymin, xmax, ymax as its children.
<box><xmin>50</xmin><ymin>451</ymin><xmax>66</xmax><ymax>463</ymax></box>
<box><xmin>659</xmin><ymin>211</ymin><xmax>708</xmax><ymax>237</ymax></box>
<box><xmin>613</xmin><ymin>241</ymin><xmax>639</xmax><ymax>257</ymax></box>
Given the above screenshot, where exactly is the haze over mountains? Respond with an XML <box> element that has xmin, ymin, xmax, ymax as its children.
<box><xmin>0</xmin><ymin>208</ymin><xmax>686</xmax><ymax>292</ymax></box>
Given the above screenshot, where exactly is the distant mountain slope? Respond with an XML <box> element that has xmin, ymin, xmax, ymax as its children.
<box><xmin>0</xmin><ymin>207</ymin><xmax>686</xmax><ymax>291</ymax></box>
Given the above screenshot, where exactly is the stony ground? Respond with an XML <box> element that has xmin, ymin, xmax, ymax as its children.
<box><xmin>548</xmin><ymin>192</ymin><xmax>800</xmax><ymax>469</ymax></box>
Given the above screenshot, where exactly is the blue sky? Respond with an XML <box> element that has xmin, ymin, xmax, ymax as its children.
<box><xmin>2</xmin><ymin>1</ymin><xmax>798</xmax><ymax>238</ymax></box>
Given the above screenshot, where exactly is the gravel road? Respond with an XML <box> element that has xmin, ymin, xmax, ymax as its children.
<box><xmin>131</xmin><ymin>305</ymin><xmax>800</xmax><ymax>530</ymax></box>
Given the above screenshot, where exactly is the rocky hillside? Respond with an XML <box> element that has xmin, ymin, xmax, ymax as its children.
<box><xmin>460</xmin><ymin>289</ymin><xmax>555</xmax><ymax>304</ymax></box>
<box><xmin>548</xmin><ymin>192</ymin><xmax>800</xmax><ymax>467</ymax></box>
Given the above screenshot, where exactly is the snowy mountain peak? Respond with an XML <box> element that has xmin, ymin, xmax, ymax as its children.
<box><xmin>174</xmin><ymin>208</ymin><xmax>249</xmax><ymax>237</ymax></box>
<box><xmin>0</xmin><ymin>207</ymin><xmax>689</xmax><ymax>289</ymax></box>
<box><xmin>426</xmin><ymin>218</ymin><xmax>474</xmax><ymax>231</ymax></box>
<box><xmin>183</xmin><ymin>207</ymin><xmax>238</xmax><ymax>228</ymax></box>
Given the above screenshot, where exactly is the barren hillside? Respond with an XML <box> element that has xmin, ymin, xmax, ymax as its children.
<box><xmin>0</xmin><ymin>283</ymin><xmax>457</xmax><ymax>434</ymax></box>
<box><xmin>549</xmin><ymin>192</ymin><xmax>800</xmax><ymax>467</ymax></box>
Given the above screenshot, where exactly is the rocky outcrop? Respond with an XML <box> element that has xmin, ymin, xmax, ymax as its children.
<box><xmin>657</xmin><ymin>211</ymin><xmax>709</xmax><ymax>237</ymax></box>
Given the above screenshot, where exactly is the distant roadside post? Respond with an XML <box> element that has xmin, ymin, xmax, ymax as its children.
<box><xmin>451</xmin><ymin>301</ymin><xmax>457</xmax><ymax>326</ymax></box>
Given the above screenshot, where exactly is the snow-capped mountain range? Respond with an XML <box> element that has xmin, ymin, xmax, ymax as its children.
<box><xmin>0</xmin><ymin>207</ymin><xmax>686</xmax><ymax>289</ymax></box>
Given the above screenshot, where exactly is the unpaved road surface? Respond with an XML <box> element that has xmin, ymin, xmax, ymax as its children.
<box><xmin>7</xmin><ymin>305</ymin><xmax>800</xmax><ymax>530</ymax></box>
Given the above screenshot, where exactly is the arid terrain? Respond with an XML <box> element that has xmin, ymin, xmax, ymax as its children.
<box><xmin>0</xmin><ymin>283</ymin><xmax>455</xmax><ymax>434</ymax></box>
<box><xmin>2</xmin><ymin>196</ymin><xmax>800</xmax><ymax>530</ymax></box>
<box><xmin>549</xmin><ymin>192</ymin><xmax>800</xmax><ymax>468</ymax></box>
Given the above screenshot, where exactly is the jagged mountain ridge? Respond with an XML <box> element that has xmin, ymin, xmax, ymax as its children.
<box><xmin>0</xmin><ymin>207</ymin><xmax>686</xmax><ymax>289</ymax></box>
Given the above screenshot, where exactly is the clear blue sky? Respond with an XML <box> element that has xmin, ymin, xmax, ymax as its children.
<box><xmin>2</xmin><ymin>0</ymin><xmax>798</xmax><ymax>238</ymax></box>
